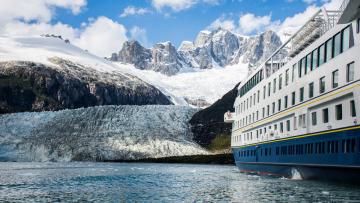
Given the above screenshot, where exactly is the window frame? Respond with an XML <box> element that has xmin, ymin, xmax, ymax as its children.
<box><xmin>332</xmin><ymin>69</ymin><xmax>339</xmax><ymax>88</ymax></box>
<box><xmin>320</xmin><ymin>76</ymin><xmax>326</xmax><ymax>94</ymax></box>
<box><xmin>323</xmin><ymin>108</ymin><xmax>329</xmax><ymax>123</ymax></box>
<box><xmin>311</xmin><ymin>112</ymin><xmax>317</xmax><ymax>126</ymax></box>
<box><xmin>347</xmin><ymin>62</ymin><xmax>355</xmax><ymax>82</ymax></box>
<box><xmin>309</xmin><ymin>82</ymin><xmax>314</xmax><ymax>98</ymax></box>
<box><xmin>350</xmin><ymin>100</ymin><xmax>356</xmax><ymax>117</ymax></box>
<box><xmin>335</xmin><ymin>104</ymin><xmax>343</xmax><ymax>120</ymax></box>
<box><xmin>300</xmin><ymin>87</ymin><xmax>304</xmax><ymax>102</ymax></box>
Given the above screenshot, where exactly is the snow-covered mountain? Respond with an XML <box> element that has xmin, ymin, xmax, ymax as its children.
<box><xmin>111</xmin><ymin>28</ymin><xmax>282</xmax><ymax>75</ymax></box>
<box><xmin>0</xmin><ymin>105</ymin><xmax>207</xmax><ymax>162</ymax></box>
<box><xmin>0</xmin><ymin>36</ymin><xmax>172</xmax><ymax>113</ymax></box>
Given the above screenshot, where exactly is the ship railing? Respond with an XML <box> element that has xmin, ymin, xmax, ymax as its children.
<box><xmin>338</xmin><ymin>0</ymin><xmax>350</xmax><ymax>22</ymax></box>
<box><xmin>246</xmin><ymin>7</ymin><xmax>342</xmax><ymax>83</ymax></box>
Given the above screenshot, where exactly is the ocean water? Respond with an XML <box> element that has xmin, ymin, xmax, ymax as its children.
<box><xmin>0</xmin><ymin>162</ymin><xmax>359</xmax><ymax>202</ymax></box>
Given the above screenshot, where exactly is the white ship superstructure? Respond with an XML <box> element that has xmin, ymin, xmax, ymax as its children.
<box><xmin>225</xmin><ymin>0</ymin><xmax>360</xmax><ymax>181</ymax></box>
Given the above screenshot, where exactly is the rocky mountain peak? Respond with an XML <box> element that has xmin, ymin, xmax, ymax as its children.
<box><xmin>111</xmin><ymin>29</ymin><xmax>282</xmax><ymax>75</ymax></box>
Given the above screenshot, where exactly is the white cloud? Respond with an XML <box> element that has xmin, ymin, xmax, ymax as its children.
<box><xmin>0</xmin><ymin>0</ymin><xmax>86</xmax><ymax>24</ymax></box>
<box><xmin>151</xmin><ymin>0</ymin><xmax>221</xmax><ymax>11</ymax></box>
<box><xmin>238</xmin><ymin>13</ymin><xmax>272</xmax><ymax>34</ymax></box>
<box><xmin>152</xmin><ymin>0</ymin><xmax>197</xmax><ymax>11</ymax></box>
<box><xmin>120</xmin><ymin>6</ymin><xmax>151</xmax><ymax>18</ymax></box>
<box><xmin>206</xmin><ymin>0</ymin><xmax>342</xmax><ymax>41</ymax></box>
<box><xmin>207</xmin><ymin>17</ymin><xmax>235</xmax><ymax>31</ymax></box>
<box><xmin>0</xmin><ymin>0</ymin><xmax>128</xmax><ymax>57</ymax></box>
<box><xmin>75</xmin><ymin>17</ymin><xmax>128</xmax><ymax>57</ymax></box>
<box><xmin>129</xmin><ymin>26</ymin><xmax>150</xmax><ymax>48</ymax></box>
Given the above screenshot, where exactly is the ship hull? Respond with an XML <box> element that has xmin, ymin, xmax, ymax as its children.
<box><xmin>232</xmin><ymin>125</ymin><xmax>360</xmax><ymax>182</ymax></box>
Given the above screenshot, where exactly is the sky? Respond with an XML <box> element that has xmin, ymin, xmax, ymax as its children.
<box><xmin>0</xmin><ymin>0</ymin><xmax>342</xmax><ymax>57</ymax></box>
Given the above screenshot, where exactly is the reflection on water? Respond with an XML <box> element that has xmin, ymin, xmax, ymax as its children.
<box><xmin>0</xmin><ymin>162</ymin><xmax>359</xmax><ymax>202</ymax></box>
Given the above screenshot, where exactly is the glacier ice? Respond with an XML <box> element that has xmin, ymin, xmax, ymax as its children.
<box><xmin>0</xmin><ymin>105</ymin><xmax>208</xmax><ymax>162</ymax></box>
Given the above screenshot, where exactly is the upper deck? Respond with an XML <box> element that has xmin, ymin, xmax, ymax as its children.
<box><xmin>238</xmin><ymin>5</ymin><xmax>347</xmax><ymax>98</ymax></box>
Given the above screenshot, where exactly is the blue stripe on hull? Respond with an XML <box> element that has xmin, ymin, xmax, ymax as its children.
<box><xmin>233</xmin><ymin>126</ymin><xmax>360</xmax><ymax>182</ymax></box>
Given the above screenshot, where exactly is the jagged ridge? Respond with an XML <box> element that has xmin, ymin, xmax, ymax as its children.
<box><xmin>111</xmin><ymin>28</ymin><xmax>282</xmax><ymax>75</ymax></box>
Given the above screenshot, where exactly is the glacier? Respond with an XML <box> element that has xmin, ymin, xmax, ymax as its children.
<box><xmin>0</xmin><ymin>105</ymin><xmax>208</xmax><ymax>162</ymax></box>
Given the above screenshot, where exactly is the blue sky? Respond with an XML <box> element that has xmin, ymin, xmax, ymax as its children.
<box><xmin>54</xmin><ymin>0</ymin><xmax>320</xmax><ymax>47</ymax></box>
<box><xmin>0</xmin><ymin>0</ymin><xmax>341</xmax><ymax>56</ymax></box>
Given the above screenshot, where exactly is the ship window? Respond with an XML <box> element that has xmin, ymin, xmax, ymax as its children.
<box><xmin>293</xmin><ymin>116</ymin><xmax>297</xmax><ymax>130</ymax></box>
<box><xmin>278</xmin><ymin>99</ymin><xmax>281</xmax><ymax>111</ymax></box>
<box><xmin>263</xmin><ymin>85</ymin><xmax>266</xmax><ymax>99</ymax></box>
<box><xmin>285</xmin><ymin>69</ymin><xmax>289</xmax><ymax>86</ymax></box>
<box><xmin>350</xmin><ymin>100</ymin><xmax>356</xmax><ymax>117</ymax></box>
<box><xmin>280</xmin><ymin>122</ymin><xmax>284</xmax><ymax>133</ymax></box>
<box><xmin>342</xmin><ymin>26</ymin><xmax>351</xmax><ymax>51</ymax></box>
<box><xmin>319</xmin><ymin>76</ymin><xmax>325</xmax><ymax>94</ymax></box>
<box><xmin>272</xmin><ymin>102</ymin><xmax>275</xmax><ymax>114</ymax></box>
<box><xmin>334</xmin><ymin>32</ymin><xmax>341</xmax><ymax>57</ymax></box>
<box><xmin>256</xmin><ymin>111</ymin><xmax>259</xmax><ymax>121</ymax></box>
<box><xmin>306</xmin><ymin>53</ymin><xmax>312</xmax><ymax>73</ymax></box>
<box><xmin>325</xmin><ymin>38</ymin><xmax>333</xmax><ymax>62</ymax></box>
<box><xmin>309</xmin><ymin>82</ymin><xmax>314</xmax><ymax>98</ymax></box>
<box><xmin>301</xmin><ymin>114</ymin><xmax>306</xmax><ymax>128</ymax></box>
<box><xmin>268</xmin><ymin>82</ymin><xmax>271</xmax><ymax>97</ymax></box>
<box><xmin>347</xmin><ymin>62</ymin><xmax>354</xmax><ymax>82</ymax></box>
<box><xmin>250</xmin><ymin>96</ymin><xmax>252</xmax><ymax>107</ymax></box>
<box><xmin>262</xmin><ymin>107</ymin><xmax>265</xmax><ymax>118</ymax></box>
<box><xmin>302</xmin><ymin>57</ymin><xmax>307</xmax><ymax>75</ymax></box>
<box><xmin>267</xmin><ymin>105</ymin><xmax>270</xmax><ymax>116</ymax></box>
<box><xmin>323</xmin><ymin>108</ymin><xmax>329</xmax><ymax>123</ymax></box>
<box><xmin>292</xmin><ymin>64</ymin><xmax>296</xmax><ymax>82</ymax></box>
<box><xmin>319</xmin><ymin>43</ymin><xmax>325</xmax><ymax>66</ymax></box>
<box><xmin>284</xmin><ymin>96</ymin><xmax>288</xmax><ymax>109</ymax></box>
<box><xmin>311</xmin><ymin>112</ymin><xmax>317</xmax><ymax>126</ymax></box>
<box><xmin>357</xmin><ymin>18</ymin><xmax>360</xmax><ymax>33</ymax></box>
<box><xmin>336</xmin><ymin>104</ymin><xmax>343</xmax><ymax>120</ymax></box>
<box><xmin>257</xmin><ymin>90</ymin><xmax>260</xmax><ymax>103</ymax></box>
<box><xmin>292</xmin><ymin>92</ymin><xmax>296</xmax><ymax>105</ymax></box>
<box><xmin>254</xmin><ymin>93</ymin><xmax>256</xmax><ymax>105</ymax></box>
<box><xmin>259</xmin><ymin>128</ymin><xmax>262</xmax><ymax>135</ymax></box>
<box><xmin>279</xmin><ymin>74</ymin><xmax>283</xmax><ymax>90</ymax></box>
<box><xmin>299</xmin><ymin>87</ymin><xmax>304</xmax><ymax>102</ymax></box>
<box><xmin>264</xmin><ymin>127</ymin><xmax>267</xmax><ymax>133</ymax></box>
<box><xmin>286</xmin><ymin>120</ymin><xmax>290</xmax><ymax>131</ymax></box>
<box><xmin>273</xmin><ymin>78</ymin><xmax>276</xmax><ymax>93</ymax></box>
<box><xmin>332</xmin><ymin>70</ymin><xmax>339</xmax><ymax>88</ymax></box>
<box><xmin>312</xmin><ymin>48</ymin><xmax>318</xmax><ymax>69</ymax></box>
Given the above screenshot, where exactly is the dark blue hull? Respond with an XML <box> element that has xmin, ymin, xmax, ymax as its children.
<box><xmin>233</xmin><ymin>125</ymin><xmax>360</xmax><ymax>182</ymax></box>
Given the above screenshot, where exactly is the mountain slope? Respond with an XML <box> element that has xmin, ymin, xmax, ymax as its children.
<box><xmin>189</xmin><ymin>83</ymin><xmax>240</xmax><ymax>147</ymax></box>
<box><xmin>0</xmin><ymin>36</ymin><xmax>172</xmax><ymax>113</ymax></box>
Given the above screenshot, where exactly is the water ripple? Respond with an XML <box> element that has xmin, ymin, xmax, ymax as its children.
<box><xmin>0</xmin><ymin>162</ymin><xmax>359</xmax><ymax>202</ymax></box>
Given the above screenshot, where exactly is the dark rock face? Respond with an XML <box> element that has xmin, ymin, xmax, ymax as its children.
<box><xmin>116</xmin><ymin>40</ymin><xmax>182</xmax><ymax>75</ymax></box>
<box><xmin>117</xmin><ymin>40</ymin><xmax>152</xmax><ymax>70</ymax></box>
<box><xmin>0</xmin><ymin>59</ymin><xmax>172</xmax><ymax>114</ymax></box>
<box><xmin>189</xmin><ymin>83</ymin><xmax>240</xmax><ymax>147</ymax></box>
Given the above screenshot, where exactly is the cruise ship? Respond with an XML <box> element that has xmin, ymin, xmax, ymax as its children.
<box><xmin>224</xmin><ymin>0</ymin><xmax>360</xmax><ymax>181</ymax></box>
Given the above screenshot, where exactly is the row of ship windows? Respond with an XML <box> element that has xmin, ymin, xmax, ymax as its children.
<box><xmin>236</xmin><ymin>24</ymin><xmax>354</xmax><ymax>115</ymax></box>
<box><xmin>238</xmin><ymin>138</ymin><xmax>359</xmax><ymax>158</ymax></box>
<box><xmin>296</xmin><ymin>25</ymin><xmax>352</xmax><ymax>78</ymax></box>
<box><xmin>235</xmin><ymin>61</ymin><xmax>355</xmax><ymax>129</ymax></box>
<box><xmin>233</xmin><ymin>99</ymin><xmax>357</xmax><ymax>143</ymax></box>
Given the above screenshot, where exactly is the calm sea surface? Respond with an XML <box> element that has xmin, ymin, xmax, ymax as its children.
<box><xmin>0</xmin><ymin>162</ymin><xmax>359</xmax><ymax>202</ymax></box>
